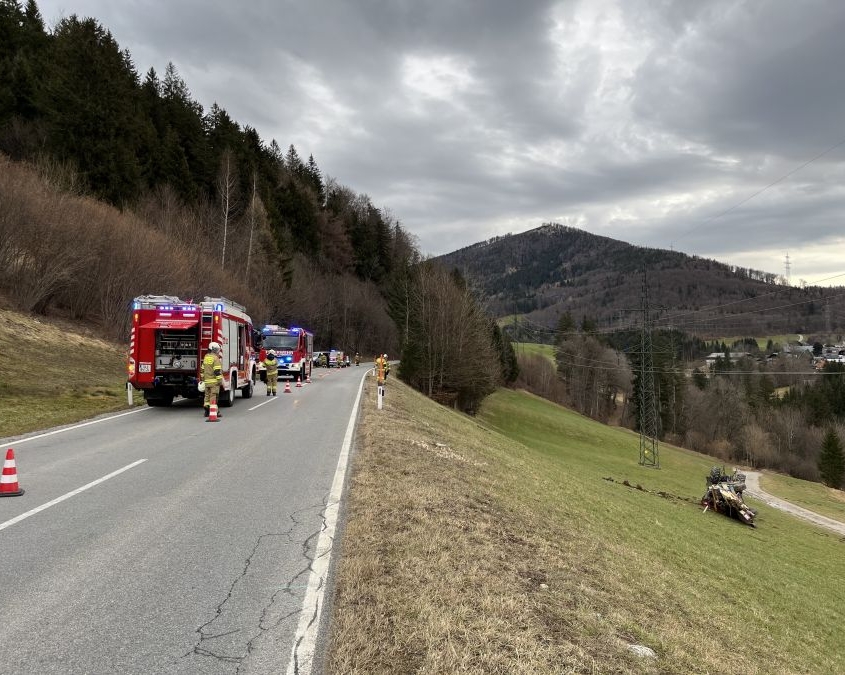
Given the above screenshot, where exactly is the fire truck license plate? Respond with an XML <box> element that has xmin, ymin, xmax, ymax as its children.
<box><xmin>139</xmin><ymin>363</ymin><xmax>152</xmax><ymax>373</ymax></box>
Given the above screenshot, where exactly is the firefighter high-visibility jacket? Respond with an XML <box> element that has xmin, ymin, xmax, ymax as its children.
<box><xmin>263</xmin><ymin>356</ymin><xmax>278</xmax><ymax>378</ymax></box>
<box><xmin>202</xmin><ymin>352</ymin><xmax>223</xmax><ymax>385</ymax></box>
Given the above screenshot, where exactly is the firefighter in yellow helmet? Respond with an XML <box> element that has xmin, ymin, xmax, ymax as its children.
<box><xmin>202</xmin><ymin>342</ymin><xmax>224</xmax><ymax>417</ymax></box>
<box><xmin>374</xmin><ymin>353</ymin><xmax>386</xmax><ymax>385</ymax></box>
<box><xmin>264</xmin><ymin>349</ymin><xmax>279</xmax><ymax>396</ymax></box>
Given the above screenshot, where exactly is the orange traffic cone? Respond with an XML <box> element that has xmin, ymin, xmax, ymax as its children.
<box><xmin>1</xmin><ymin>448</ymin><xmax>24</xmax><ymax>497</ymax></box>
<box><xmin>283</xmin><ymin>380</ymin><xmax>292</xmax><ymax>394</ymax></box>
<box><xmin>207</xmin><ymin>402</ymin><xmax>219</xmax><ymax>422</ymax></box>
<box><xmin>306</xmin><ymin>372</ymin><xmax>312</xmax><ymax>384</ymax></box>
<box><xmin>296</xmin><ymin>377</ymin><xmax>302</xmax><ymax>388</ymax></box>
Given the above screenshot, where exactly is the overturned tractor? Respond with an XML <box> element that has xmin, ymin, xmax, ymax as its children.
<box><xmin>701</xmin><ymin>467</ymin><xmax>756</xmax><ymax>527</ymax></box>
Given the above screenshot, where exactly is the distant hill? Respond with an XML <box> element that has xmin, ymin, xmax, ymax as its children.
<box><xmin>436</xmin><ymin>224</ymin><xmax>845</xmax><ymax>339</ymax></box>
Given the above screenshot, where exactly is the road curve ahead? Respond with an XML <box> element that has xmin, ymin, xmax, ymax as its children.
<box><xmin>0</xmin><ymin>365</ymin><xmax>367</xmax><ymax>674</ymax></box>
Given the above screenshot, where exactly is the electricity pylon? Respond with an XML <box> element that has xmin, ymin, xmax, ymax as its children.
<box><xmin>638</xmin><ymin>269</ymin><xmax>660</xmax><ymax>468</ymax></box>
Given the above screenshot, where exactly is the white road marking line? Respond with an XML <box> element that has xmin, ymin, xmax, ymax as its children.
<box><xmin>4</xmin><ymin>407</ymin><xmax>151</xmax><ymax>446</ymax></box>
<box><xmin>286</xmin><ymin>369</ymin><xmax>367</xmax><ymax>675</ymax></box>
<box><xmin>0</xmin><ymin>459</ymin><xmax>148</xmax><ymax>532</ymax></box>
<box><xmin>248</xmin><ymin>397</ymin><xmax>278</xmax><ymax>411</ymax></box>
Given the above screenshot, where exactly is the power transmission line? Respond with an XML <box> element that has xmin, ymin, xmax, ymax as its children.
<box><xmin>673</xmin><ymin>136</ymin><xmax>845</xmax><ymax>244</ymax></box>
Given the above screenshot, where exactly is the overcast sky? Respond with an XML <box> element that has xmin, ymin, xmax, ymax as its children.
<box><xmin>36</xmin><ymin>0</ymin><xmax>845</xmax><ymax>286</ymax></box>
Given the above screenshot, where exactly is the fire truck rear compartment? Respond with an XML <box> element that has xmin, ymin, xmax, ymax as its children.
<box><xmin>156</xmin><ymin>330</ymin><xmax>199</xmax><ymax>374</ymax></box>
<box><xmin>143</xmin><ymin>328</ymin><xmax>201</xmax><ymax>405</ymax></box>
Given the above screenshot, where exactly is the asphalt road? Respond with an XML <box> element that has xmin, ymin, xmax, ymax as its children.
<box><xmin>0</xmin><ymin>365</ymin><xmax>369</xmax><ymax>675</ymax></box>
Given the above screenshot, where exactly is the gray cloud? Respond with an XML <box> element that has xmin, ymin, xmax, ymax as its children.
<box><xmin>631</xmin><ymin>1</ymin><xmax>845</xmax><ymax>157</ymax></box>
<box><xmin>35</xmin><ymin>0</ymin><xmax>845</xmax><ymax>284</ymax></box>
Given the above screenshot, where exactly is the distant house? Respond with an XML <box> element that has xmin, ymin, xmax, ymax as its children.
<box><xmin>705</xmin><ymin>352</ymin><xmax>751</xmax><ymax>367</ymax></box>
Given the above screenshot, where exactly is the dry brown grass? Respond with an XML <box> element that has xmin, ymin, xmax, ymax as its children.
<box><xmin>327</xmin><ymin>377</ymin><xmax>655</xmax><ymax>674</ymax></box>
<box><xmin>0</xmin><ymin>307</ymin><xmax>131</xmax><ymax>436</ymax></box>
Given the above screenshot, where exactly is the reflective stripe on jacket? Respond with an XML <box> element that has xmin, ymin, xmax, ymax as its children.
<box><xmin>202</xmin><ymin>353</ymin><xmax>223</xmax><ymax>385</ymax></box>
<box><xmin>263</xmin><ymin>357</ymin><xmax>278</xmax><ymax>376</ymax></box>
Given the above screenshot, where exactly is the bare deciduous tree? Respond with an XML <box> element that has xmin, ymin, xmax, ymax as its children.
<box><xmin>402</xmin><ymin>262</ymin><xmax>499</xmax><ymax>412</ymax></box>
<box><xmin>216</xmin><ymin>149</ymin><xmax>240</xmax><ymax>267</ymax></box>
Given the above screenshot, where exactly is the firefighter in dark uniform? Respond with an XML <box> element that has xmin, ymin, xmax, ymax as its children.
<box><xmin>203</xmin><ymin>341</ymin><xmax>224</xmax><ymax>417</ymax></box>
<box><xmin>264</xmin><ymin>349</ymin><xmax>279</xmax><ymax>395</ymax></box>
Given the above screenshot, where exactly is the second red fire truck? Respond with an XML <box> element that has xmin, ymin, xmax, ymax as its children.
<box><xmin>257</xmin><ymin>325</ymin><xmax>314</xmax><ymax>384</ymax></box>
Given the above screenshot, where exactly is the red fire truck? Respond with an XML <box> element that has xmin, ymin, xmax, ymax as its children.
<box><xmin>257</xmin><ymin>325</ymin><xmax>314</xmax><ymax>383</ymax></box>
<box><xmin>127</xmin><ymin>295</ymin><xmax>257</xmax><ymax>407</ymax></box>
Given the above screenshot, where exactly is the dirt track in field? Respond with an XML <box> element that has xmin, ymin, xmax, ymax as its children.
<box><xmin>744</xmin><ymin>471</ymin><xmax>845</xmax><ymax>537</ymax></box>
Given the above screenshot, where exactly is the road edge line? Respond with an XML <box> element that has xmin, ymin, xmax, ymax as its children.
<box><xmin>286</xmin><ymin>369</ymin><xmax>369</xmax><ymax>675</ymax></box>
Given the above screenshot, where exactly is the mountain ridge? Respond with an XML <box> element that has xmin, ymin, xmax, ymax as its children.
<box><xmin>436</xmin><ymin>223</ymin><xmax>844</xmax><ymax>338</ymax></box>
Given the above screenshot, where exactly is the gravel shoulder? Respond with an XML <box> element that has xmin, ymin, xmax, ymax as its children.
<box><xmin>744</xmin><ymin>471</ymin><xmax>845</xmax><ymax>537</ymax></box>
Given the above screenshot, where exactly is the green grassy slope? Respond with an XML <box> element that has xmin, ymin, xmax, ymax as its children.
<box><xmin>478</xmin><ymin>389</ymin><xmax>844</xmax><ymax>673</ymax></box>
<box><xmin>512</xmin><ymin>341</ymin><xmax>556</xmax><ymax>361</ymax></box>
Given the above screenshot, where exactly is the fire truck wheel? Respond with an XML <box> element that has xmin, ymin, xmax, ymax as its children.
<box><xmin>220</xmin><ymin>379</ymin><xmax>236</xmax><ymax>408</ymax></box>
<box><xmin>242</xmin><ymin>377</ymin><xmax>253</xmax><ymax>399</ymax></box>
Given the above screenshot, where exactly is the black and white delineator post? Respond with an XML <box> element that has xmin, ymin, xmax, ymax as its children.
<box><xmin>376</xmin><ymin>359</ymin><xmax>386</xmax><ymax>410</ymax></box>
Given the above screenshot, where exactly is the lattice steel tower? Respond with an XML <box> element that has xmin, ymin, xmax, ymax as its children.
<box><xmin>638</xmin><ymin>269</ymin><xmax>660</xmax><ymax>468</ymax></box>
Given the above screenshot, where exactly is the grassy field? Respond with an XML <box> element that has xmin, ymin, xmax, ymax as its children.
<box><xmin>328</xmin><ymin>379</ymin><xmax>845</xmax><ymax>674</ymax></box>
<box><xmin>714</xmin><ymin>334</ymin><xmax>799</xmax><ymax>350</ymax></box>
<box><xmin>0</xmin><ymin>308</ymin><xmax>133</xmax><ymax>437</ymax></box>
<box><xmin>512</xmin><ymin>341</ymin><xmax>555</xmax><ymax>361</ymax></box>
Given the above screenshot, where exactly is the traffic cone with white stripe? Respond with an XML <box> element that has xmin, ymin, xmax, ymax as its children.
<box><xmin>1</xmin><ymin>448</ymin><xmax>24</xmax><ymax>497</ymax></box>
<box><xmin>207</xmin><ymin>402</ymin><xmax>219</xmax><ymax>422</ymax></box>
<box><xmin>306</xmin><ymin>372</ymin><xmax>311</xmax><ymax>384</ymax></box>
<box><xmin>283</xmin><ymin>380</ymin><xmax>292</xmax><ymax>394</ymax></box>
<box><xmin>296</xmin><ymin>376</ymin><xmax>302</xmax><ymax>388</ymax></box>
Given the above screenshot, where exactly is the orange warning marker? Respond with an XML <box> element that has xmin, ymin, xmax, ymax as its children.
<box><xmin>207</xmin><ymin>402</ymin><xmax>219</xmax><ymax>422</ymax></box>
<box><xmin>296</xmin><ymin>377</ymin><xmax>303</xmax><ymax>388</ymax></box>
<box><xmin>306</xmin><ymin>372</ymin><xmax>312</xmax><ymax>384</ymax></box>
<box><xmin>283</xmin><ymin>380</ymin><xmax>292</xmax><ymax>394</ymax></box>
<box><xmin>1</xmin><ymin>448</ymin><xmax>25</xmax><ymax>497</ymax></box>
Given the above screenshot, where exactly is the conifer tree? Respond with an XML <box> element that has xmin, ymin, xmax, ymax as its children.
<box><xmin>818</xmin><ymin>427</ymin><xmax>844</xmax><ymax>489</ymax></box>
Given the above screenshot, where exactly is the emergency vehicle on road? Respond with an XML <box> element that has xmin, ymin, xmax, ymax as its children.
<box><xmin>127</xmin><ymin>295</ymin><xmax>257</xmax><ymax>407</ymax></box>
<box><xmin>327</xmin><ymin>349</ymin><xmax>347</xmax><ymax>367</ymax></box>
<box><xmin>257</xmin><ymin>325</ymin><xmax>314</xmax><ymax>383</ymax></box>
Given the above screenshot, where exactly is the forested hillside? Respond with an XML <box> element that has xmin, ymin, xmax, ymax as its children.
<box><xmin>439</xmin><ymin>223</ymin><xmax>845</xmax><ymax>337</ymax></box>
<box><xmin>0</xmin><ymin>0</ymin><xmax>517</xmax><ymax>412</ymax></box>
<box><xmin>0</xmin><ymin>1</ymin><xmax>408</xmax><ymax>351</ymax></box>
